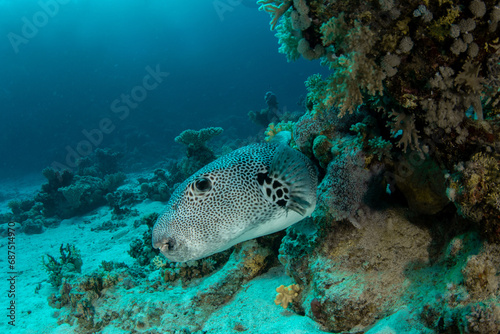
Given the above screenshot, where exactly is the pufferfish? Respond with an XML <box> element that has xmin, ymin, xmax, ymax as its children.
<box><xmin>152</xmin><ymin>143</ymin><xmax>317</xmax><ymax>262</ymax></box>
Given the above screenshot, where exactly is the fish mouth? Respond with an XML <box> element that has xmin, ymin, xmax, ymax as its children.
<box><xmin>153</xmin><ymin>236</ymin><xmax>176</xmax><ymax>255</ymax></box>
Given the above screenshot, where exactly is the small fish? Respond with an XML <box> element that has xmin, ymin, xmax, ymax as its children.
<box><xmin>152</xmin><ymin>143</ymin><xmax>317</xmax><ymax>262</ymax></box>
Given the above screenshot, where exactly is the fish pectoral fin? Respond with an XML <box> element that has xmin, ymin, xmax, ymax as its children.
<box><xmin>259</xmin><ymin>145</ymin><xmax>316</xmax><ymax>216</ymax></box>
<box><xmin>287</xmin><ymin>196</ymin><xmax>311</xmax><ymax>216</ymax></box>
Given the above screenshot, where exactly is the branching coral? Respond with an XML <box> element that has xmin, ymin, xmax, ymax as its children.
<box><xmin>319</xmin><ymin>16</ymin><xmax>385</xmax><ymax>116</ymax></box>
<box><xmin>42</xmin><ymin>243</ymin><xmax>83</xmax><ymax>287</ymax></box>
<box><xmin>275</xmin><ymin>284</ymin><xmax>301</xmax><ymax>309</ymax></box>
<box><xmin>262</xmin><ymin>0</ymin><xmax>500</xmax><ymax>164</ymax></box>
<box><xmin>275</xmin><ymin>13</ymin><xmax>301</xmax><ymax>62</ymax></box>
<box><xmin>257</xmin><ymin>0</ymin><xmax>292</xmax><ymax>30</ymax></box>
<box><xmin>264</xmin><ymin>121</ymin><xmax>295</xmax><ymax>142</ymax></box>
<box><xmin>387</xmin><ymin>110</ymin><xmax>421</xmax><ymax>152</ymax></box>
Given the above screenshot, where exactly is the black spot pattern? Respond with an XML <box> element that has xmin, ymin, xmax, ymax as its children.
<box><xmin>260</xmin><ymin>171</ymin><xmax>291</xmax><ymax>208</ymax></box>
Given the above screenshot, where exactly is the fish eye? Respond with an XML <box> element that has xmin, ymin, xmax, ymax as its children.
<box><xmin>195</xmin><ymin>177</ymin><xmax>212</xmax><ymax>192</ymax></box>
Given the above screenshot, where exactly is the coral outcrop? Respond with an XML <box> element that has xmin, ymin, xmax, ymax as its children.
<box><xmin>128</xmin><ymin>213</ymin><xmax>160</xmax><ymax>266</ymax></box>
<box><xmin>137</xmin><ymin>169</ymin><xmax>171</xmax><ymax>202</ymax></box>
<box><xmin>4</xmin><ymin>148</ymin><xmax>127</xmax><ymax>234</ymax></box>
<box><xmin>254</xmin><ymin>1</ymin><xmax>500</xmax><ymax>332</ymax></box>
<box><xmin>259</xmin><ymin>0</ymin><xmax>500</xmax><ymax>239</ymax></box>
<box><xmin>174</xmin><ymin>127</ymin><xmax>224</xmax><ymax>178</ymax></box>
<box><xmin>42</xmin><ymin>243</ymin><xmax>83</xmax><ymax>288</ymax></box>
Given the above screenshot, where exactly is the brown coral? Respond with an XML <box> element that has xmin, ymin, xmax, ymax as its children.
<box><xmin>275</xmin><ymin>284</ymin><xmax>301</xmax><ymax>309</ymax></box>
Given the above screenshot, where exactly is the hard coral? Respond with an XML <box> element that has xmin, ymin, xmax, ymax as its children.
<box><xmin>264</xmin><ymin>121</ymin><xmax>294</xmax><ymax>142</ymax></box>
<box><xmin>275</xmin><ymin>284</ymin><xmax>300</xmax><ymax>309</ymax></box>
<box><xmin>174</xmin><ymin>127</ymin><xmax>223</xmax><ymax>148</ymax></box>
<box><xmin>315</xmin><ymin>148</ymin><xmax>372</xmax><ymax>223</ymax></box>
<box><xmin>260</xmin><ymin>0</ymin><xmax>500</xmax><ymax>245</ymax></box>
<box><xmin>138</xmin><ymin>169</ymin><xmax>171</xmax><ymax>202</ymax></box>
<box><xmin>264</xmin><ymin>0</ymin><xmax>500</xmax><ymax>159</ymax></box>
<box><xmin>447</xmin><ymin>151</ymin><xmax>500</xmax><ymax>241</ymax></box>
<box><xmin>128</xmin><ymin>213</ymin><xmax>160</xmax><ymax>266</ymax></box>
<box><xmin>174</xmin><ymin>127</ymin><xmax>223</xmax><ymax>177</ymax></box>
<box><xmin>42</xmin><ymin>243</ymin><xmax>83</xmax><ymax>287</ymax></box>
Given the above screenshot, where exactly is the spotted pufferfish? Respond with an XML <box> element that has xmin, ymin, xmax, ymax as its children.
<box><xmin>152</xmin><ymin>142</ymin><xmax>318</xmax><ymax>262</ymax></box>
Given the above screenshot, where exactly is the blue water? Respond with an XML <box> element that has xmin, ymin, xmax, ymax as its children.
<box><xmin>0</xmin><ymin>0</ymin><xmax>326</xmax><ymax>178</ymax></box>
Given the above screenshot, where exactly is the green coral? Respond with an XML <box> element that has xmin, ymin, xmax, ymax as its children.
<box><xmin>257</xmin><ymin>0</ymin><xmax>292</xmax><ymax>30</ymax></box>
<box><xmin>275</xmin><ymin>12</ymin><xmax>301</xmax><ymax>62</ymax></box>
<box><xmin>42</xmin><ymin>243</ymin><xmax>83</xmax><ymax>287</ymax></box>
<box><xmin>320</xmin><ymin>14</ymin><xmax>348</xmax><ymax>48</ymax></box>
<box><xmin>264</xmin><ymin>121</ymin><xmax>295</xmax><ymax>142</ymax></box>
<box><xmin>174</xmin><ymin>127</ymin><xmax>224</xmax><ymax>178</ymax></box>
<box><xmin>128</xmin><ymin>213</ymin><xmax>160</xmax><ymax>266</ymax></box>
<box><xmin>174</xmin><ymin>127</ymin><xmax>223</xmax><ymax>148</ymax></box>
<box><xmin>367</xmin><ymin>137</ymin><xmax>393</xmax><ymax>161</ymax></box>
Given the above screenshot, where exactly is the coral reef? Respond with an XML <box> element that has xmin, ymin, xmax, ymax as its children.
<box><xmin>42</xmin><ymin>243</ymin><xmax>83</xmax><ymax>287</ymax></box>
<box><xmin>4</xmin><ymin>148</ymin><xmax>127</xmax><ymax>234</ymax></box>
<box><xmin>47</xmin><ymin>237</ymin><xmax>276</xmax><ymax>333</ymax></box>
<box><xmin>137</xmin><ymin>168</ymin><xmax>171</xmax><ymax>202</ymax></box>
<box><xmin>264</xmin><ymin>120</ymin><xmax>295</xmax><ymax>142</ymax></box>
<box><xmin>5</xmin><ymin>198</ymin><xmax>59</xmax><ymax>234</ymax></box>
<box><xmin>13</xmin><ymin>2</ymin><xmax>500</xmax><ymax>332</ymax></box>
<box><xmin>275</xmin><ymin>284</ymin><xmax>301</xmax><ymax>309</ymax></box>
<box><xmin>174</xmin><ymin>127</ymin><xmax>223</xmax><ymax>178</ymax></box>
<box><xmin>128</xmin><ymin>213</ymin><xmax>160</xmax><ymax>266</ymax></box>
<box><xmin>104</xmin><ymin>190</ymin><xmax>139</xmax><ymax>218</ymax></box>
<box><xmin>157</xmin><ymin>250</ymin><xmax>230</xmax><ymax>286</ymax></box>
<box><xmin>56</xmin><ymin>172</ymin><xmax>126</xmax><ymax>216</ymax></box>
<box><xmin>251</xmin><ymin>3</ymin><xmax>500</xmax><ymax>331</ymax></box>
<box><xmin>249</xmin><ymin>91</ymin><xmax>304</xmax><ymax>129</ymax></box>
<box><xmin>447</xmin><ymin>151</ymin><xmax>500</xmax><ymax>241</ymax></box>
<box><xmin>278</xmin><ymin>204</ymin><xmax>500</xmax><ymax>333</ymax></box>
<box><xmin>47</xmin><ymin>260</ymin><xmax>133</xmax><ymax>331</ymax></box>
<box><xmin>77</xmin><ymin>148</ymin><xmax>122</xmax><ymax>178</ymax></box>
<box><xmin>259</xmin><ymin>0</ymin><xmax>500</xmax><ymax>239</ymax></box>
<box><xmin>248</xmin><ymin>91</ymin><xmax>283</xmax><ymax>127</ymax></box>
